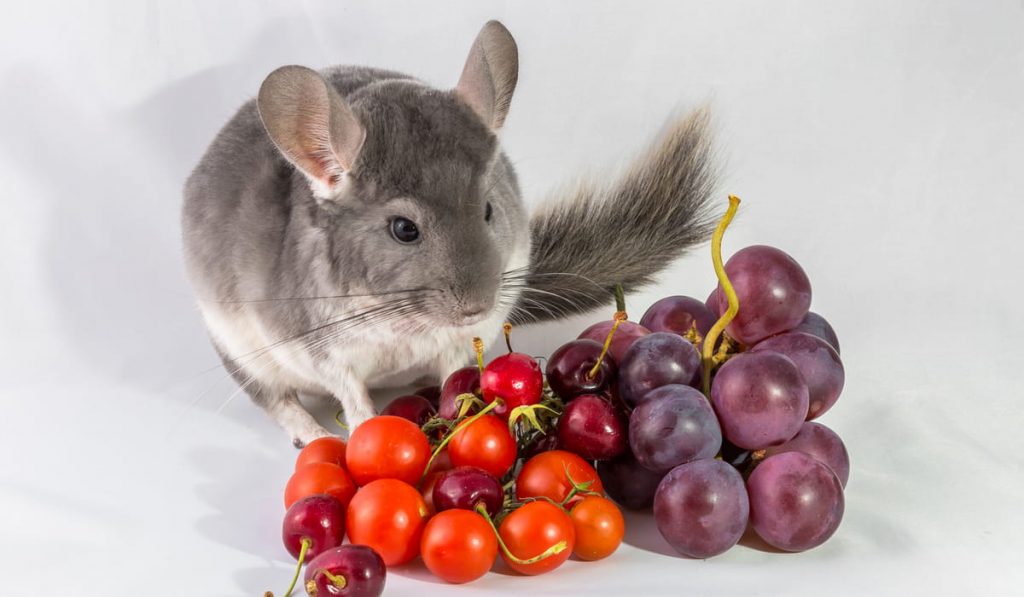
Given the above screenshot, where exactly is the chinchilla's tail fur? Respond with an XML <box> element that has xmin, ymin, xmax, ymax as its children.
<box><xmin>512</xmin><ymin>108</ymin><xmax>718</xmax><ymax>324</ymax></box>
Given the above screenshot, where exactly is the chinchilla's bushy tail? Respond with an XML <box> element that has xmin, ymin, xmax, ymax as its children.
<box><xmin>512</xmin><ymin>108</ymin><xmax>718</xmax><ymax>324</ymax></box>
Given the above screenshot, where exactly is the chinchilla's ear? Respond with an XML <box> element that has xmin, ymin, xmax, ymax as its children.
<box><xmin>257</xmin><ymin>65</ymin><xmax>366</xmax><ymax>199</ymax></box>
<box><xmin>455</xmin><ymin>20</ymin><xmax>518</xmax><ymax>130</ymax></box>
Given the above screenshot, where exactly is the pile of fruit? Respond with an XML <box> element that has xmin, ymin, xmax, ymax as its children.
<box><xmin>268</xmin><ymin>196</ymin><xmax>849</xmax><ymax>596</ymax></box>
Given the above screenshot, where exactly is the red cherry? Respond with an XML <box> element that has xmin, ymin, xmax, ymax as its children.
<box><xmin>282</xmin><ymin>494</ymin><xmax>346</xmax><ymax>561</ymax></box>
<box><xmin>480</xmin><ymin>352</ymin><xmax>543</xmax><ymax>419</ymax></box>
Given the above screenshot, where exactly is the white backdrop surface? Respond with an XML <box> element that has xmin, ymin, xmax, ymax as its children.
<box><xmin>1</xmin><ymin>1</ymin><xmax>1022</xmax><ymax>595</ymax></box>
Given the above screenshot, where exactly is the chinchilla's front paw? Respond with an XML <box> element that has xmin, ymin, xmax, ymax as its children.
<box><xmin>290</xmin><ymin>423</ymin><xmax>333</xmax><ymax>449</ymax></box>
<box><xmin>341</xmin><ymin>404</ymin><xmax>377</xmax><ymax>431</ymax></box>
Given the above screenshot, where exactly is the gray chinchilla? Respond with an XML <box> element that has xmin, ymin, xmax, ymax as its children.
<box><xmin>182</xmin><ymin>21</ymin><xmax>717</xmax><ymax>446</ymax></box>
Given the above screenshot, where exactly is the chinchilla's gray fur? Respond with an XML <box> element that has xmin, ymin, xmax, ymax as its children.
<box><xmin>182</xmin><ymin>21</ymin><xmax>716</xmax><ymax>446</ymax></box>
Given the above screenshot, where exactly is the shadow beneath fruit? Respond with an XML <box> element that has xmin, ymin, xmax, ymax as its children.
<box><xmin>736</xmin><ymin>525</ymin><xmax>787</xmax><ymax>554</ymax></box>
<box><xmin>387</xmin><ymin>559</ymin><xmax>449</xmax><ymax>585</ymax></box>
<box><xmin>189</xmin><ymin>444</ymin><xmax>293</xmax><ymax>559</ymax></box>
<box><xmin>228</xmin><ymin>564</ymin><xmax>296</xmax><ymax>597</ymax></box>
<box><xmin>620</xmin><ymin>509</ymin><xmax>679</xmax><ymax>557</ymax></box>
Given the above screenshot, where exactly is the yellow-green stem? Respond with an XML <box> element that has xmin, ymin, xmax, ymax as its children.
<box><xmin>474</xmin><ymin>503</ymin><xmax>569</xmax><ymax>565</ymax></box>
<box><xmin>587</xmin><ymin>310</ymin><xmax>627</xmax><ymax>379</ymax></box>
<box><xmin>420</xmin><ymin>399</ymin><xmax>501</xmax><ymax>485</ymax></box>
<box><xmin>281</xmin><ymin>537</ymin><xmax>310</xmax><ymax>597</ymax></box>
<box><xmin>503</xmin><ymin>322</ymin><xmax>514</xmax><ymax>353</ymax></box>
<box><xmin>702</xmin><ymin>195</ymin><xmax>742</xmax><ymax>396</ymax></box>
<box><xmin>473</xmin><ymin>337</ymin><xmax>486</xmax><ymax>375</ymax></box>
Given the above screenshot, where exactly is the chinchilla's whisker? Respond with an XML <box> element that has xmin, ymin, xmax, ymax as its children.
<box><xmin>201</xmin><ymin>287</ymin><xmax>442</xmax><ymax>305</ymax></box>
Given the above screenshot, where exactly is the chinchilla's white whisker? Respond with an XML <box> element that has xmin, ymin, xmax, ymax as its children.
<box><xmin>201</xmin><ymin>287</ymin><xmax>443</xmax><ymax>306</ymax></box>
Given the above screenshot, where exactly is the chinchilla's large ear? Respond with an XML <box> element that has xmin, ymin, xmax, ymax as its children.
<box><xmin>455</xmin><ymin>20</ymin><xmax>518</xmax><ymax>130</ymax></box>
<box><xmin>257</xmin><ymin>65</ymin><xmax>366</xmax><ymax>199</ymax></box>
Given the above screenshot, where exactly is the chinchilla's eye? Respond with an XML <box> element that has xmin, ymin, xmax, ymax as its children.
<box><xmin>485</xmin><ymin>201</ymin><xmax>493</xmax><ymax>223</ymax></box>
<box><xmin>390</xmin><ymin>217</ymin><xmax>420</xmax><ymax>243</ymax></box>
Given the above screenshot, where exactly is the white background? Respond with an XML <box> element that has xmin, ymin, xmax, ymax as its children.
<box><xmin>1</xmin><ymin>1</ymin><xmax>1022</xmax><ymax>595</ymax></box>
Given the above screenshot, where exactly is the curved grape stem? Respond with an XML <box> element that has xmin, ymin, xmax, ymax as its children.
<box><xmin>474</xmin><ymin>503</ymin><xmax>569</xmax><ymax>565</ymax></box>
<box><xmin>587</xmin><ymin>284</ymin><xmax>628</xmax><ymax>379</ymax></box>
<box><xmin>420</xmin><ymin>398</ymin><xmax>501</xmax><ymax>485</ymax></box>
<box><xmin>280</xmin><ymin>537</ymin><xmax>310</xmax><ymax>597</ymax></box>
<box><xmin>702</xmin><ymin>195</ymin><xmax>742</xmax><ymax>397</ymax></box>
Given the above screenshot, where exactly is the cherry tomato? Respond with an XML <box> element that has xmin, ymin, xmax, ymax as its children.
<box><xmin>516</xmin><ymin>450</ymin><xmax>604</xmax><ymax>505</ymax></box>
<box><xmin>421</xmin><ymin>509</ymin><xmax>498</xmax><ymax>583</ymax></box>
<box><xmin>448</xmin><ymin>414</ymin><xmax>516</xmax><ymax>479</ymax></box>
<box><xmin>498</xmin><ymin>501</ymin><xmax>575</xmax><ymax>575</ymax></box>
<box><xmin>346</xmin><ymin>479</ymin><xmax>429</xmax><ymax>566</ymax></box>
<box><xmin>481</xmin><ymin>352</ymin><xmax>543</xmax><ymax>418</ymax></box>
<box><xmin>294</xmin><ymin>436</ymin><xmax>347</xmax><ymax>471</ymax></box>
<box><xmin>284</xmin><ymin>462</ymin><xmax>356</xmax><ymax>510</ymax></box>
<box><xmin>569</xmin><ymin>496</ymin><xmax>625</xmax><ymax>560</ymax></box>
<box><xmin>345</xmin><ymin>415</ymin><xmax>431</xmax><ymax>486</ymax></box>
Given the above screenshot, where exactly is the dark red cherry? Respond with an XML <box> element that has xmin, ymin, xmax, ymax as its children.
<box><xmin>431</xmin><ymin>466</ymin><xmax>504</xmax><ymax>518</ymax></box>
<box><xmin>304</xmin><ymin>545</ymin><xmax>386</xmax><ymax>596</ymax></box>
<box><xmin>380</xmin><ymin>394</ymin><xmax>436</xmax><ymax>426</ymax></box>
<box><xmin>545</xmin><ymin>339</ymin><xmax>616</xmax><ymax>400</ymax></box>
<box><xmin>556</xmin><ymin>394</ymin><xmax>628</xmax><ymax>461</ymax></box>
<box><xmin>282</xmin><ymin>494</ymin><xmax>346</xmax><ymax>561</ymax></box>
<box><xmin>438</xmin><ymin>367</ymin><xmax>480</xmax><ymax>420</ymax></box>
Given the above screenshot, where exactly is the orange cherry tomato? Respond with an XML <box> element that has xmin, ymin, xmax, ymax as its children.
<box><xmin>284</xmin><ymin>462</ymin><xmax>356</xmax><ymax>510</ymax></box>
<box><xmin>498</xmin><ymin>500</ymin><xmax>575</xmax><ymax>575</ymax></box>
<box><xmin>569</xmin><ymin>496</ymin><xmax>625</xmax><ymax>560</ymax></box>
<box><xmin>421</xmin><ymin>509</ymin><xmax>498</xmax><ymax>583</ymax></box>
<box><xmin>516</xmin><ymin>450</ymin><xmax>604</xmax><ymax>505</ymax></box>
<box><xmin>345</xmin><ymin>415</ymin><xmax>431</xmax><ymax>486</ymax></box>
<box><xmin>346</xmin><ymin>479</ymin><xmax>429</xmax><ymax>566</ymax></box>
<box><xmin>294</xmin><ymin>436</ymin><xmax>347</xmax><ymax>471</ymax></box>
<box><xmin>448</xmin><ymin>414</ymin><xmax>517</xmax><ymax>479</ymax></box>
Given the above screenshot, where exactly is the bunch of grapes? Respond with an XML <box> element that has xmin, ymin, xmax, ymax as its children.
<box><xmin>266</xmin><ymin>196</ymin><xmax>849</xmax><ymax>595</ymax></box>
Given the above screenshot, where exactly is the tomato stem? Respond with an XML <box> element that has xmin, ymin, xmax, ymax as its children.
<box><xmin>420</xmin><ymin>398</ymin><xmax>501</xmax><ymax>485</ymax></box>
<box><xmin>281</xmin><ymin>537</ymin><xmax>310</xmax><ymax>597</ymax></box>
<box><xmin>702</xmin><ymin>195</ymin><xmax>741</xmax><ymax>397</ymax></box>
<box><xmin>474</xmin><ymin>503</ymin><xmax>569</xmax><ymax>565</ymax></box>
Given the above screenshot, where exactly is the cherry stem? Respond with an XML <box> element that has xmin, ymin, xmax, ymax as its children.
<box><xmin>420</xmin><ymin>398</ymin><xmax>501</xmax><ymax>485</ymax></box>
<box><xmin>473</xmin><ymin>337</ymin><xmax>486</xmax><ymax>375</ymax></box>
<box><xmin>474</xmin><ymin>503</ymin><xmax>569</xmax><ymax>565</ymax></box>
<box><xmin>503</xmin><ymin>322</ymin><xmax>514</xmax><ymax>353</ymax></box>
<box><xmin>281</xmin><ymin>537</ymin><xmax>311</xmax><ymax>597</ymax></box>
<box><xmin>702</xmin><ymin>195</ymin><xmax>741</xmax><ymax>397</ymax></box>
<box><xmin>321</xmin><ymin>570</ymin><xmax>348</xmax><ymax>590</ymax></box>
<box><xmin>587</xmin><ymin>310</ymin><xmax>627</xmax><ymax>380</ymax></box>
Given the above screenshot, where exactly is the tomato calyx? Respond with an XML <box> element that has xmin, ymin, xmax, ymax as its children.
<box><xmin>507</xmin><ymin>403</ymin><xmax>560</xmax><ymax>436</ymax></box>
<box><xmin>420</xmin><ymin>398</ymin><xmax>503</xmax><ymax>486</ymax></box>
<box><xmin>559</xmin><ymin>467</ymin><xmax>603</xmax><ymax>508</ymax></box>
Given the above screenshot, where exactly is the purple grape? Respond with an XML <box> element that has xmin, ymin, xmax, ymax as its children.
<box><xmin>710</xmin><ymin>351</ymin><xmax>809</xmax><ymax>449</ymax></box>
<box><xmin>765</xmin><ymin>421</ymin><xmax>850</xmax><ymax>487</ymax></box>
<box><xmin>556</xmin><ymin>393</ymin><xmax>628</xmax><ymax>461</ymax></box>
<box><xmin>629</xmin><ymin>384</ymin><xmax>721</xmax><ymax>472</ymax></box>
<box><xmin>432</xmin><ymin>466</ymin><xmax>504</xmax><ymax>518</ymax></box>
<box><xmin>618</xmin><ymin>332</ymin><xmax>702</xmax><ymax>407</ymax></box>
<box><xmin>597</xmin><ymin>451</ymin><xmax>664</xmax><ymax>510</ymax></box>
<box><xmin>578</xmin><ymin>319</ymin><xmax>651</xmax><ymax>364</ymax></box>
<box><xmin>654</xmin><ymin>459</ymin><xmax>749</xmax><ymax>558</ymax></box>
<box><xmin>752</xmin><ymin>331</ymin><xmax>844</xmax><ymax>420</ymax></box>
<box><xmin>413</xmin><ymin>385</ymin><xmax>441</xmax><ymax>409</ymax></box>
<box><xmin>545</xmin><ymin>339</ymin><xmax>616</xmax><ymax>399</ymax></box>
<box><xmin>793</xmin><ymin>311</ymin><xmax>840</xmax><ymax>354</ymax></box>
<box><xmin>640</xmin><ymin>295</ymin><xmax>718</xmax><ymax>338</ymax></box>
<box><xmin>705</xmin><ymin>289</ymin><xmax>720</xmax><ymax>314</ymax></box>
<box><xmin>438</xmin><ymin>366</ymin><xmax>480</xmax><ymax>420</ymax></box>
<box><xmin>747</xmin><ymin>452</ymin><xmax>844</xmax><ymax>552</ymax></box>
<box><xmin>380</xmin><ymin>394</ymin><xmax>436</xmax><ymax>426</ymax></box>
<box><xmin>713</xmin><ymin>245</ymin><xmax>812</xmax><ymax>345</ymax></box>
<box><xmin>304</xmin><ymin>544</ymin><xmax>386</xmax><ymax>597</ymax></box>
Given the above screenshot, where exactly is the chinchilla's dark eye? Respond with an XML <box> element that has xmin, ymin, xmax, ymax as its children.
<box><xmin>390</xmin><ymin>217</ymin><xmax>420</xmax><ymax>243</ymax></box>
<box><xmin>485</xmin><ymin>201</ymin><xmax>493</xmax><ymax>223</ymax></box>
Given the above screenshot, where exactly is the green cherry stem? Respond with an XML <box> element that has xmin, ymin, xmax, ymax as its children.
<box><xmin>281</xmin><ymin>537</ymin><xmax>311</xmax><ymax>597</ymax></box>
<box><xmin>420</xmin><ymin>398</ymin><xmax>501</xmax><ymax>485</ymax></box>
<box><xmin>473</xmin><ymin>337</ymin><xmax>486</xmax><ymax>375</ymax></box>
<box><xmin>586</xmin><ymin>284</ymin><xmax>628</xmax><ymax>380</ymax></box>
<box><xmin>702</xmin><ymin>195</ymin><xmax>741</xmax><ymax>397</ymax></box>
<box><xmin>474</xmin><ymin>503</ymin><xmax>569</xmax><ymax>565</ymax></box>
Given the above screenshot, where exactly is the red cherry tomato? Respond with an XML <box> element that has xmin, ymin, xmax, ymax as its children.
<box><xmin>346</xmin><ymin>479</ymin><xmax>429</xmax><ymax>566</ymax></box>
<box><xmin>448</xmin><ymin>414</ymin><xmax>517</xmax><ymax>479</ymax></box>
<box><xmin>284</xmin><ymin>462</ymin><xmax>356</xmax><ymax>510</ymax></box>
<box><xmin>421</xmin><ymin>509</ymin><xmax>498</xmax><ymax>583</ymax></box>
<box><xmin>294</xmin><ymin>437</ymin><xmax>347</xmax><ymax>471</ymax></box>
<box><xmin>569</xmin><ymin>496</ymin><xmax>624</xmax><ymax>560</ymax></box>
<box><xmin>516</xmin><ymin>450</ymin><xmax>604</xmax><ymax>505</ymax></box>
<box><xmin>481</xmin><ymin>352</ymin><xmax>543</xmax><ymax>418</ymax></box>
<box><xmin>498</xmin><ymin>501</ymin><xmax>575</xmax><ymax>575</ymax></box>
<box><xmin>345</xmin><ymin>415</ymin><xmax>431</xmax><ymax>486</ymax></box>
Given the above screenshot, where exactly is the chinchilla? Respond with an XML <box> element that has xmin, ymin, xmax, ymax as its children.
<box><xmin>182</xmin><ymin>21</ymin><xmax>717</xmax><ymax>446</ymax></box>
